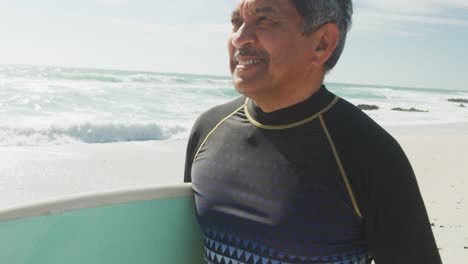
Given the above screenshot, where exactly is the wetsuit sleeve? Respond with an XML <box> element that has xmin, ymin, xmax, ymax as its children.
<box><xmin>183</xmin><ymin>110</ymin><xmax>217</xmax><ymax>183</ymax></box>
<box><xmin>183</xmin><ymin>96</ymin><xmax>246</xmax><ymax>183</ymax></box>
<box><xmin>324</xmin><ymin>100</ymin><xmax>441</xmax><ymax>263</ymax></box>
<box><xmin>361</xmin><ymin>135</ymin><xmax>442</xmax><ymax>263</ymax></box>
<box><xmin>183</xmin><ymin>124</ymin><xmax>200</xmax><ymax>183</ymax></box>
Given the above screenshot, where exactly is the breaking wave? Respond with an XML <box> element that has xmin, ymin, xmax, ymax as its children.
<box><xmin>0</xmin><ymin>122</ymin><xmax>189</xmax><ymax>146</ymax></box>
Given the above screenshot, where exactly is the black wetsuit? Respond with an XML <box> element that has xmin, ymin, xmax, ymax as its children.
<box><xmin>184</xmin><ymin>86</ymin><xmax>441</xmax><ymax>264</ymax></box>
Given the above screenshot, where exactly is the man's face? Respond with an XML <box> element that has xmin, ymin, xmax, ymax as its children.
<box><xmin>228</xmin><ymin>0</ymin><xmax>314</xmax><ymax>98</ymax></box>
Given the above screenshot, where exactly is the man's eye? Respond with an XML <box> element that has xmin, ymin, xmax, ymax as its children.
<box><xmin>231</xmin><ymin>18</ymin><xmax>243</xmax><ymax>32</ymax></box>
<box><xmin>231</xmin><ymin>18</ymin><xmax>243</xmax><ymax>27</ymax></box>
<box><xmin>257</xmin><ymin>17</ymin><xmax>274</xmax><ymax>26</ymax></box>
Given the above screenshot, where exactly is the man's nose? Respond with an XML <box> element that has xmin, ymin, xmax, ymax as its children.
<box><xmin>231</xmin><ymin>24</ymin><xmax>257</xmax><ymax>49</ymax></box>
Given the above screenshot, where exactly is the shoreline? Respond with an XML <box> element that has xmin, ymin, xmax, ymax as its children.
<box><xmin>0</xmin><ymin>122</ymin><xmax>467</xmax><ymax>262</ymax></box>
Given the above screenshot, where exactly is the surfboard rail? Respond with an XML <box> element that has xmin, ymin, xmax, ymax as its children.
<box><xmin>0</xmin><ymin>183</ymin><xmax>193</xmax><ymax>222</ymax></box>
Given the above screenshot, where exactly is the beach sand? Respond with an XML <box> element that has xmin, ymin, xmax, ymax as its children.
<box><xmin>0</xmin><ymin>123</ymin><xmax>467</xmax><ymax>262</ymax></box>
<box><xmin>0</xmin><ymin>140</ymin><xmax>187</xmax><ymax>208</ymax></box>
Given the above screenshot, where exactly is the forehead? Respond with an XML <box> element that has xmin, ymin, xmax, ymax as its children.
<box><xmin>234</xmin><ymin>0</ymin><xmax>295</xmax><ymax>17</ymax></box>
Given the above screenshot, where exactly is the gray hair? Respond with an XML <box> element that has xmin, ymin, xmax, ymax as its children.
<box><xmin>291</xmin><ymin>0</ymin><xmax>353</xmax><ymax>71</ymax></box>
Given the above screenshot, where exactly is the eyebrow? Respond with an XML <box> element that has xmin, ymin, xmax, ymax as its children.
<box><xmin>231</xmin><ymin>6</ymin><xmax>277</xmax><ymax>18</ymax></box>
<box><xmin>254</xmin><ymin>6</ymin><xmax>277</xmax><ymax>15</ymax></box>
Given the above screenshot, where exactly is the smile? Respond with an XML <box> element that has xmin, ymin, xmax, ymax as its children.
<box><xmin>234</xmin><ymin>56</ymin><xmax>264</xmax><ymax>70</ymax></box>
<box><xmin>237</xmin><ymin>60</ymin><xmax>262</xmax><ymax>66</ymax></box>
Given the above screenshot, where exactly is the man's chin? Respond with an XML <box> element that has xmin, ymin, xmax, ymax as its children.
<box><xmin>232</xmin><ymin>78</ymin><xmax>246</xmax><ymax>95</ymax></box>
<box><xmin>232</xmin><ymin>77</ymin><xmax>263</xmax><ymax>98</ymax></box>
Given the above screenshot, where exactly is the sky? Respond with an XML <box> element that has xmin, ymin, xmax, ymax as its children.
<box><xmin>0</xmin><ymin>0</ymin><xmax>467</xmax><ymax>90</ymax></box>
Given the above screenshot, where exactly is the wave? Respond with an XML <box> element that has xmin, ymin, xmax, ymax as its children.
<box><xmin>0</xmin><ymin>122</ymin><xmax>189</xmax><ymax>146</ymax></box>
<box><xmin>0</xmin><ymin>66</ymin><xmax>124</xmax><ymax>83</ymax></box>
<box><xmin>46</xmin><ymin>72</ymin><xmax>123</xmax><ymax>83</ymax></box>
<box><xmin>0</xmin><ymin>65</ymin><xmax>233</xmax><ymax>85</ymax></box>
<box><xmin>128</xmin><ymin>75</ymin><xmax>193</xmax><ymax>84</ymax></box>
<box><xmin>333</xmin><ymin>86</ymin><xmax>396</xmax><ymax>100</ymax></box>
<box><xmin>126</xmin><ymin>74</ymin><xmax>233</xmax><ymax>85</ymax></box>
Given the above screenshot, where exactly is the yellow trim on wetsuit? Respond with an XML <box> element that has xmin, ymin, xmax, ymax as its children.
<box><xmin>193</xmin><ymin>103</ymin><xmax>247</xmax><ymax>163</ymax></box>
<box><xmin>319</xmin><ymin>114</ymin><xmax>363</xmax><ymax>220</ymax></box>
<box><xmin>244</xmin><ymin>96</ymin><xmax>340</xmax><ymax>130</ymax></box>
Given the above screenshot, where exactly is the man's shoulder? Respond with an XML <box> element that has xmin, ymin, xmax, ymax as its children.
<box><xmin>325</xmin><ymin>97</ymin><xmax>398</xmax><ymax>146</ymax></box>
<box><xmin>191</xmin><ymin>96</ymin><xmax>245</xmax><ymax>135</ymax></box>
<box><xmin>324</xmin><ymin>96</ymin><xmax>408</xmax><ymax>174</ymax></box>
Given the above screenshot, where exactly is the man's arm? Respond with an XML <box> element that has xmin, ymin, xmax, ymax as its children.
<box><xmin>184</xmin><ymin>126</ymin><xmax>199</xmax><ymax>183</ymax></box>
<box><xmin>323</xmin><ymin>99</ymin><xmax>442</xmax><ymax>263</ymax></box>
<box><xmin>361</xmin><ymin>136</ymin><xmax>442</xmax><ymax>263</ymax></box>
<box><xmin>183</xmin><ymin>96</ymin><xmax>246</xmax><ymax>183</ymax></box>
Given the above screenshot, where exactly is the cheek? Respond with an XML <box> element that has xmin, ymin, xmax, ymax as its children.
<box><xmin>267</xmin><ymin>49</ymin><xmax>292</xmax><ymax>74</ymax></box>
<box><xmin>227</xmin><ymin>38</ymin><xmax>236</xmax><ymax>72</ymax></box>
<box><xmin>262</xmin><ymin>39</ymin><xmax>292</xmax><ymax>67</ymax></box>
<box><xmin>269</xmin><ymin>41</ymin><xmax>309</xmax><ymax>71</ymax></box>
<box><xmin>227</xmin><ymin>38</ymin><xmax>234</xmax><ymax>58</ymax></box>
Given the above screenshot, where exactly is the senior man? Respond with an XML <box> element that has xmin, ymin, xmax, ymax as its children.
<box><xmin>184</xmin><ymin>0</ymin><xmax>441</xmax><ymax>263</ymax></box>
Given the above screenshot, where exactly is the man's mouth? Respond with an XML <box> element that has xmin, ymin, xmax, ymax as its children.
<box><xmin>237</xmin><ymin>59</ymin><xmax>262</xmax><ymax>66</ymax></box>
<box><xmin>234</xmin><ymin>56</ymin><xmax>263</xmax><ymax>70</ymax></box>
<box><xmin>232</xmin><ymin>47</ymin><xmax>267</xmax><ymax>72</ymax></box>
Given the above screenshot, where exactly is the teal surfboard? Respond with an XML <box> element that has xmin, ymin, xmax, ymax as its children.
<box><xmin>0</xmin><ymin>183</ymin><xmax>204</xmax><ymax>264</ymax></box>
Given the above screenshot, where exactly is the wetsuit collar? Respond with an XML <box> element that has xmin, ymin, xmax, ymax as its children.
<box><xmin>245</xmin><ymin>85</ymin><xmax>337</xmax><ymax>128</ymax></box>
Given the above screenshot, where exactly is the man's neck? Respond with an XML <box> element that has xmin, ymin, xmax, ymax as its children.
<box><xmin>251</xmin><ymin>78</ymin><xmax>324</xmax><ymax>113</ymax></box>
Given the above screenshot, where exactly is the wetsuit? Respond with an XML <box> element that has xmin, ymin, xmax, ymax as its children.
<box><xmin>184</xmin><ymin>86</ymin><xmax>441</xmax><ymax>264</ymax></box>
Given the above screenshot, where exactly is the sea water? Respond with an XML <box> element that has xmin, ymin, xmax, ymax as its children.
<box><xmin>1</xmin><ymin>64</ymin><xmax>467</xmax><ymax>147</ymax></box>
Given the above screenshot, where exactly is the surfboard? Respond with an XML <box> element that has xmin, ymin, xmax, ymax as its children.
<box><xmin>0</xmin><ymin>183</ymin><xmax>205</xmax><ymax>264</ymax></box>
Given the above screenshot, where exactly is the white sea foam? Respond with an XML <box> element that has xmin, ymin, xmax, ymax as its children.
<box><xmin>0</xmin><ymin>122</ymin><xmax>189</xmax><ymax>146</ymax></box>
<box><xmin>1</xmin><ymin>65</ymin><xmax>467</xmax><ymax>146</ymax></box>
<box><xmin>344</xmin><ymin>86</ymin><xmax>468</xmax><ymax>126</ymax></box>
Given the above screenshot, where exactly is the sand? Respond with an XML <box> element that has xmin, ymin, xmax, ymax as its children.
<box><xmin>0</xmin><ymin>140</ymin><xmax>187</xmax><ymax>208</ymax></box>
<box><xmin>0</xmin><ymin>122</ymin><xmax>467</xmax><ymax>262</ymax></box>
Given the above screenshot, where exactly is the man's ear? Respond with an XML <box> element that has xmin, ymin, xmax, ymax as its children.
<box><xmin>309</xmin><ymin>23</ymin><xmax>339</xmax><ymax>66</ymax></box>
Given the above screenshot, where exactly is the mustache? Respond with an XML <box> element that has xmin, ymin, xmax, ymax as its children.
<box><xmin>234</xmin><ymin>47</ymin><xmax>268</xmax><ymax>59</ymax></box>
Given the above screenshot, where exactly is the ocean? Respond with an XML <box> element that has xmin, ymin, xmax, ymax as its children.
<box><xmin>1</xmin><ymin>65</ymin><xmax>467</xmax><ymax>147</ymax></box>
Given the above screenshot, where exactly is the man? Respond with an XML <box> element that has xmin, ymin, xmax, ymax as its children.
<box><xmin>184</xmin><ymin>0</ymin><xmax>442</xmax><ymax>263</ymax></box>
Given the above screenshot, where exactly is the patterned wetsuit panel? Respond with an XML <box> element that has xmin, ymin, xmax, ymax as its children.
<box><xmin>202</xmin><ymin>226</ymin><xmax>371</xmax><ymax>264</ymax></box>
